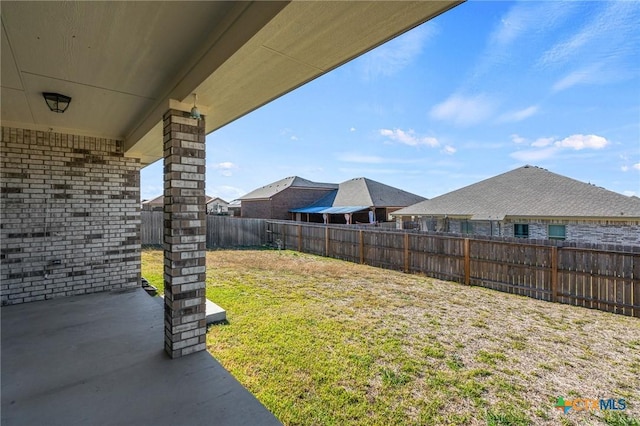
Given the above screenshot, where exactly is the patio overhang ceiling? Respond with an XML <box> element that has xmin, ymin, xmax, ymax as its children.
<box><xmin>1</xmin><ymin>1</ymin><xmax>462</xmax><ymax>166</ymax></box>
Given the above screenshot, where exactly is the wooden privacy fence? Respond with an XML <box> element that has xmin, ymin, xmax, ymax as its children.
<box><xmin>141</xmin><ymin>212</ymin><xmax>266</xmax><ymax>248</ymax></box>
<box><xmin>141</xmin><ymin>211</ymin><xmax>163</xmax><ymax>246</ymax></box>
<box><xmin>267</xmin><ymin>221</ymin><xmax>640</xmax><ymax>318</ymax></box>
<box><xmin>206</xmin><ymin>216</ymin><xmax>266</xmax><ymax>248</ymax></box>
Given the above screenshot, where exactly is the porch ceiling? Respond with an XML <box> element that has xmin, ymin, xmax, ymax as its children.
<box><xmin>1</xmin><ymin>1</ymin><xmax>461</xmax><ymax>166</ymax></box>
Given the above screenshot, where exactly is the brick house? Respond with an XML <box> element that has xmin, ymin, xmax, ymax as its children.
<box><xmin>0</xmin><ymin>0</ymin><xmax>460</xmax><ymax>368</ymax></box>
<box><xmin>392</xmin><ymin>166</ymin><xmax>640</xmax><ymax>246</ymax></box>
<box><xmin>239</xmin><ymin>176</ymin><xmax>338</xmax><ymax>219</ymax></box>
<box><xmin>142</xmin><ymin>194</ymin><xmax>217</xmax><ymax>212</ymax></box>
<box><xmin>291</xmin><ymin>177</ymin><xmax>426</xmax><ymax>224</ymax></box>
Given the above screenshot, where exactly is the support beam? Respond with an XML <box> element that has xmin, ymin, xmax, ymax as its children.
<box><xmin>163</xmin><ymin>109</ymin><xmax>207</xmax><ymax>358</ymax></box>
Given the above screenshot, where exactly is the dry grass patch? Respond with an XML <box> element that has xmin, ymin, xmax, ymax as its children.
<box><xmin>142</xmin><ymin>249</ymin><xmax>640</xmax><ymax>425</ymax></box>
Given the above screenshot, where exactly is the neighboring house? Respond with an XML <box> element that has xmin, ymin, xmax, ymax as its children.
<box><xmin>206</xmin><ymin>197</ymin><xmax>229</xmax><ymax>215</ymax></box>
<box><xmin>392</xmin><ymin>165</ymin><xmax>640</xmax><ymax>246</ymax></box>
<box><xmin>291</xmin><ymin>177</ymin><xmax>426</xmax><ymax>224</ymax></box>
<box><xmin>142</xmin><ymin>195</ymin><xmax>216</xmax><ymax>212</ymax></box>
<box><xmin>228</xmin><ymin>199</ymin><xmax>241</xmax><ymax>217</ymax></box>
<box><xmin>239</xmin><ymin>176</ymin><xmax>338</xmax><ymax>219</ymax></box>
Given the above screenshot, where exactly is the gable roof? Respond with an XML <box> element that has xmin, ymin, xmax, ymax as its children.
<box><xmin>206</xmin><ymin>197</ymin><xmax>229</xmax><ymax>205</ymax></box>
<box><xmin>239</xmin><ymin>176</ymin><xmax>337</xmax><ymax>200</ymax></box>
<box><xmin>142</xmin><ymin>195</ymin><xmax>164</xmax><ymax>205</ymax></box>
<box><xmin>291</xmin><ymin>177</ymin><xmax>426</xmax><ymax>213</ymax></box>
<box><xmin>333</xmin><ymin>177</ymin><xmax>426</xmax><ymax>207</ymax></box>
<box><xmin>392</xmin><ymin>165</ymin><xmax>640</xmax><ymax>220</ymax></box>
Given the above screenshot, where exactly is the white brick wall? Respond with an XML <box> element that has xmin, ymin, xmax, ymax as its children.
<box><xmin>1</xmin><ymin>127</ymin><xmax>141</xmax><ymax>305</ymax></box>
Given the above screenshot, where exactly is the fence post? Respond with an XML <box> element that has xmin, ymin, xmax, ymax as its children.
<box><xmin>359</xmin><ymin>230</ymin><xmax>364</xmax><ymax>264</ymax></box>
<box><xmin>325</xmin><ymin>226</ymin><xmax>330</xmax><ymax>257</ymax></box>
<box><xmin>551</xmin><ymin>246</ymin><xmax>558</xmax><ymax>302</ymax></box>
<box><xmin>404</xmin><ymin>232</ymin><xmax>410</xmax><ymax>273</ymax></box>
<box><xmin>464</xmin><ymin>238</ymin><xmax>470</xmax><ymax>285</ymax></box>
<box><xmin>282</xmin><ymin>224</ymin><xmax>286</xmax><ymax>250</ymax></box>
<box><xmin>298</xmin><ymin>224</ymin><xmax>302</xmax><ymax>252</ymax></box>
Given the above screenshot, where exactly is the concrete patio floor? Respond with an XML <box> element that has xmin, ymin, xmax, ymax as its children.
<box><xmin>1</xmin><ymin>288</ymin><xmax>282</xmax><ymax>426</ymax></box>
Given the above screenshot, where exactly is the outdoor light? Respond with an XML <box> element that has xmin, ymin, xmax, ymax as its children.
<box><xmin>190</xmin><ymin>93</ymin><xmax>201</xmax><ymax>120</ymax></box>
<box><xmin>43</xmin><ymin>92</ymin><xmax>71</xmax><ymax>113</ymax></box>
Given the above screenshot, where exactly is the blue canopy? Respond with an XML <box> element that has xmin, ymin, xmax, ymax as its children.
<box><xmin>290</xmin><ymin>206</ymin><xmax>369</xmax><ymax>214</ymax></box>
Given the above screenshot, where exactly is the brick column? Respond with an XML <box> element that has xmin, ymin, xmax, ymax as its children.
<box><xmin>163</xmin><ymin>109</ymin><xmax>206</xmax><ymax>358</ymax></box>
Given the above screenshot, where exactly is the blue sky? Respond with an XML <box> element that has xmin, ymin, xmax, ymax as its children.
<box><xmin>141</xmin><ymin>0</ymin><xmax>640</xmax><ymax>202</ymax></box>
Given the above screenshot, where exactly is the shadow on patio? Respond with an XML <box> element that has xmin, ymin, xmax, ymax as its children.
<box><xmin>1</xmin><ymin>288</ymin><xmax>281</xmax><ymax>426</ymax></box>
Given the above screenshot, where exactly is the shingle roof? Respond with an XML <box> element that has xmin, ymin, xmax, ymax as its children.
<box><xmin>239</xmin><ymin>176</ymin><xmax>337</xmax><ymax>200</ymax></box>
<box><xmin>291</xmin><ymin>177</ymin><xmax>426</xmax><ymax>213</ymax></box>
<box><xmin>392</xmin><ymin>165</ymin><xmax>640</xmax><ymax>220</ymax></box>
<box><xmin>333</xmin><ymin>177</ymin><xmax>426</xmax><ymax>207</ymax></box>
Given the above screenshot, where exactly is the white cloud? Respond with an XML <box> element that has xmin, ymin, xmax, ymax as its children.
<box><xmin>511</xmin><ymin>134</ymin><xmax>526</xmax><ymax>144</ymax></box>
<box><xmin>552</xmin><ymin>64</ymin><xmax>603</xmax><ymax>92</ymax></box>
<box><xmin>212</xmin><ymin>161</ymin><xmax>238</xmax><ymax>177</ymax></box>
<box><xmin>554</xmin><ymin>134</ymin><xmax>608</xmax><ymax>150</ymax></box>
<box><xmin>633</xmin><ymin>163</ymin><xmax>640</xmax><ymax>171</ymax></box>
<box><xmin>379</xmin><ymin>128</ymin><xmax>439</xmax><ymax>147</ymax></box>
<box><xmin>623</xmin><ymin>190</ymin><xmax>638</xmax><ymax>197</ymax></box>
<box><xmin>349</xmin><ymin>127</ymin><xmax>356</xmax><ymax>132</ymax></box>
<box><xmin>465</xmin><ymin>1</ymin><xmax>574</xmax><ymax>87</ymax></box>
<box><xmin>209</xmin><ymin>185</ymin><xmax>246</xmax><ymax>200</ymax></box>
<box><xmin>531</xmin><ymin>137</ymin><xmax>555</xmax><ymax>148</ymax></box>
<box><xmin>361</xmin><ymin>25</ymin><xmax>436</xmax><ymax>79</ymax></box>
<box><xmin>441</xmin><ymin>145</ymin><xmax>457</xmax><ymax>155</ymax></box>
<box><xmin>498</xmin><ymin>105</ymin><xmax>539</xmax><ymax>123</ymax></box>
<box><xmin>430</xmin><ymin>94</ymin><xmax>496</xmax><ymax>126</ymax></box>
<box><xmin>216</xmin><ymin>161</ymin><xmax>235</xmax><ymax>168</ymax></box>
<box><xmin>489</xmin><ymin>2</ymin><xmax>573</xmax><ymax>48</ymax></box>
<box><xmin>538</xmin><ymin>2</ymin><xmax>638</xmax><ymax>68</ymax></box>
<box><xmin>510</xmin><ymin>133</ymin><xmax>610</xmax><ymax>162</ymax></box>
<box><xmin>280</xmin><ymin>128</ymin><xmax>299</xmax><ymax>141</ymax></box>
<box><xmin>621</xmin><ymin>165</ymin><xmax>629</xmax><ymax>172</ymax></box>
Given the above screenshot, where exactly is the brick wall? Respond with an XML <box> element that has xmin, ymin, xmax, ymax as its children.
<box><xmin>271</xmin><ymin>188</ymin><xmax>335</xmax><ymax>220</ymax></box>
<box><xmin>241</xmin><ymin>199</ymin><xmax>271</xmax><ymax>219</ymax></box>
<box><xmin>162</xmin><ymin>110</ymin><xmax>207</xmax><ymax>358</ymax></box>
<box><xmin>442</xmin><ymin>217</ymin><xmax>640</xmax><ymax>246</ymax></box>
<box><xmin>242</xmin><ymin>188</ymin><xmax>337</xmax><ymax>219</ymax></box>
<box><xmin>565</xmin><ymin>222</ymin><xmax>640</xmax><ymax>245</ymax></box>
<box><xmin>0</xmin><ymin>127</ymin><xmax>141</xmax><ymax>305</ymax></box>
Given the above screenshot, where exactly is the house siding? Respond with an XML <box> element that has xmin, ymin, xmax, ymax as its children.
<box><xmin>0</xmin><ymin>127</ymin><xmax>141</xmax><ymax>305</ymax></box>
<box><xmin>441</xmin><ymin>217</ymin><xmax>640</xmax><ymax>246</ymax></box>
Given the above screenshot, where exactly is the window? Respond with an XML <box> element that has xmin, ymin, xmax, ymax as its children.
<box><xmin>460</xmin><ymin>221</ymin><xmax>473</xmax><ymax>234</ymax></box>
<box><xmin>514</xmin><ymin>223</ymin><xmax>529</xmax><ymax>238</ymax></box>
<box><xmin>548</xmin><ymin>224</ymin><xmax>566</xmax><ymax>240</ymax></box>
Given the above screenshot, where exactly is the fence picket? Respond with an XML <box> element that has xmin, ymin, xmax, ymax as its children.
<box><xmin>140</xmin><ymin>213</ymin><xmax>639</xmax><ymax>317</ymax></box>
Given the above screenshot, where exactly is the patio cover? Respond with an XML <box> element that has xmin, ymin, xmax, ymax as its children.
<box><xmin>1</xmin><ymin>1</ymin><xmax>462</xmax><ymax>165</ymax></box>
<box><xmin>290</xmin><ymin>206</ymin><xmax>370</xmax><ymax>214</ymax></box>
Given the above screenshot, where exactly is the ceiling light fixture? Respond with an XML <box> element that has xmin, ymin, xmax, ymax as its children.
<box><xmin>190</xmin><ymin>93</ymin><xmax>201</xmax><ymax>120</ymax></box>
<box><xmin>43</xmin><ymin>92</ymin><xmax>71</xmax><ymax>113</ymax></box>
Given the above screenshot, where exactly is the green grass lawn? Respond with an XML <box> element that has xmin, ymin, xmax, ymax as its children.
<box><xmin>142</xmin><ymin>249</ymin><xmax>640</xmax><ymax>426</ymax></box>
